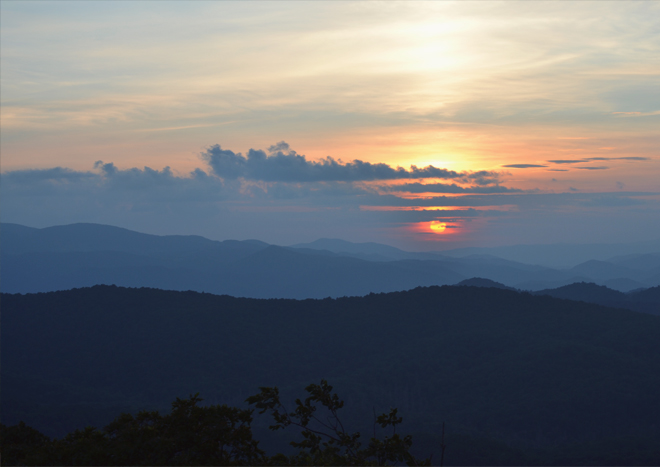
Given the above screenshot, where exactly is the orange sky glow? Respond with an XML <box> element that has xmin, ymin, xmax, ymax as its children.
<box><xmin>1</xmin><ymin>1</ymin><xmax>658</xmax><ymax>249</ymax></box>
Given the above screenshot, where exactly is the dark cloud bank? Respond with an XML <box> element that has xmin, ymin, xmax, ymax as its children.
<box><xmin>3</xmin><ymin>141</ymin><xmax>508</xmax><ymax>201</ymax></box>
<box><xmin>202</xmin><ymin>142</ymin><xmax>500</xmax><ymax>184</ymax></box>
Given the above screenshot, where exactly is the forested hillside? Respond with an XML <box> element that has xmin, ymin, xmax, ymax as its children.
<box><xmin>3</xmin><ymin>285</ymin><xmax>660</xmax><ymax>464</ymax></box>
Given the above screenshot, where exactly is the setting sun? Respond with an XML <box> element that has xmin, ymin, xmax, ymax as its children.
<box><xmin>429</xmin><ymin>221</ymin><xmax>447</xmax><ymax>233</ymax></box>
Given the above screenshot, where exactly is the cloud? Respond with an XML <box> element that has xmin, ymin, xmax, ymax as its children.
<box><xmin>502</xmin><ymin>164</ymin><xmax>547</xmax><ymax>169</ymax></box>
<box><xmin>467</xmin><ymin>171</ymin><xmax>502</xmax><ymax>186</ymax></box>
<box><xmin>388</xmin><ymin>208</ymin><xmax>501</xmax><ymax>222</ymax></box>
<box><xmin>547</xmin><ymin>160</ymin><xmax>585</xmax><ymax>164</ymax></box>
<box><xmin>3</xmin><ymin>159</ymin><xmax>659</xmax><ymax>249</ymax></box>
<box><xmin>359</xmin><ymin>191</ymin><xmax>659</xmax><ymax>210</ymax></box>
<box><xmin>584</xmin><ymin>157</ymin><xmax>650</xmax><ymax>162</ymax></box>
<box><xmin>548</xmin><ymin>157</ymin><xmax>650</xmax><ymax>164</ymax></box>
<box><xmin>2</xmin><ymin>163</ymin><xmax>231</xmax><ymax>203</ymax></box>
<box><xmin>203</xmin><ymin>142</ymin><xmax>500</xmax><ymax>183</ymax></box>
<box><xmin>580</xmin><ymin>196</ymin><xmax>646</xmax><ymax>207</ymax></box>
<box><xmin>611</xmin><ymin>111</ymin><xmax>660</xmax><ymax>117</ymax></box>
<box><xmin>3</xmin><ymin>167</ymin><xmax>98</xmax><ymax>183</ymax></box>
<box><xmin>5</xmin><ymin>164</ymin><xmax>653</xmax><ymax>214</ymax></box>
<box><xmin>381</xmin><ymin>182</ymin><xmax>524</xmax><ymax>194</ymax></box>
<box><xmin>575</xmin><ymin>166</ymin><xmax>609</xmax><ymax>170</ymax></box>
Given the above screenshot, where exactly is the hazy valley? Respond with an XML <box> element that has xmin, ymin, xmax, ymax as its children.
<box><xmin>3</xmin><ymin>223</ymin><xmax>660</xmax><ymax>301</ymax></box>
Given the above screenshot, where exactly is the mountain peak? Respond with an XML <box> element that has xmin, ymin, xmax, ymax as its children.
<box><xmin>456</xmin><ymin>277</ymin><xmax>516</xmax><ymax>291</ymax></box>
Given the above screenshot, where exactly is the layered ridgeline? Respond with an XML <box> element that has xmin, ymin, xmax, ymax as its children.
<box><xmin>2</xmin><ymin>223</ymin><xmax>660</xmax><ymax>299</ymax></box>
<box><xmin>3</xmin><ymin>285</ymin><xmax>660</xmax><ymax>465</ymax></box>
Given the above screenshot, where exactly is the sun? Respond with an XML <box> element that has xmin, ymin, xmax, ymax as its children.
<box><xmin>429</xmin><ymin>221</ymin><xmax>447</xmax><ymax>233</ymax></box>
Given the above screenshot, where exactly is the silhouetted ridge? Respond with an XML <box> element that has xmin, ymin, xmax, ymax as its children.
<box><xmin>3</xmin><ymin>284</ymin><xmax>660</xmax><ymax>457</ymax></box>
<box><xmin>536</xmin><ymin>282</ymin><xmax>627</xmax><ymax>302</ymax></box>
<box><xmin>534</xmin><ymin>282</ymin><xmax>660</xmax><ymax>315</ymax></box>
<box><xmin>456</xmin><ymin>277</ymin><xmax>516</xmax><ymax>290</ymax></box>
<box><xmin>630</xmin><ymin>285</ymin><xmax>660</xmax><ymax>303</ymax></box>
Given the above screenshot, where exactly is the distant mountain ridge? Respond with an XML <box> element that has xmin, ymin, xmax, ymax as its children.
<box><xmin>289</xmin><ymin>238</ymin><xmax>449</xmax><ymax>262</ymax></box>
<box><xmin>438</xmin><ymin>239</ymin><xmax>660</xmax><ymax>269</ymax></box>
<box><xmin>2</xmin><ymin>223</ymin><xmax>659</xmax><ymax>300</ymax></box>
<box><xmin>1</xmin><ymin>222</ymin><xmax>269</xmax><ymax>259</ymax></box>
<box><xmin>291</xmin><ymin>236</ymin><xmax>660</xmax><ymax>269</ymax></box>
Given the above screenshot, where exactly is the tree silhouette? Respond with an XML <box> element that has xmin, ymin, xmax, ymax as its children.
<box><xmin>247</xmin><ymin>379</ymin><xmax>430</xmax><ymax>466</ymax></box>
<box><xmin>1</xmin><ymin>381</ymin><xmax>428</xmax><ymax>466</ymax></box>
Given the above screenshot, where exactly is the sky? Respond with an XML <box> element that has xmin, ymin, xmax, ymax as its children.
<box><xmin>1</xmin><ymin>1</ymin><xmax>659</xmax><ymax>250</ymax></box>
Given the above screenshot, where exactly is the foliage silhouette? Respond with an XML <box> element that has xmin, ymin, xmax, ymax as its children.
<box><xmin>247</xmin><ymin>379</ymin><xmax>430</xmax><ymax>465</ymax></box>
<box><xmin>1</xmin><ymin>382</ymin><xmax>428</xmax><ymax>466</ymax></box>
<box><xmin>2</xmin><ymin>395</ymin><xmax>265</xmax><ymax>466</ymax></box>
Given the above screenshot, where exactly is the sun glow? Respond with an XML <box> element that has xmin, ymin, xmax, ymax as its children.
<box><xmin>429</xmin><ymin>221</ymin><xmax>447</xmax><ymax>233</ymax></box>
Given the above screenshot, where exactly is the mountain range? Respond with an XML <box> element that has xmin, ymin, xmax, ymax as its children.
<box><xmin>2</xmin><ymin>223</ymin><xmax>659</xmax><ymax>307</ymax></box>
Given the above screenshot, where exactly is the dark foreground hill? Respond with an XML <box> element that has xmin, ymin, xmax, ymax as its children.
<box><xmin>3</xmin><ymin>285</ymin><xmax>660</xmax><ymax>465</ymax></box>
<box><xmin>534</xmin><ymin>282</ymin><xmax>660</xmax><ymax>315</ymax></box>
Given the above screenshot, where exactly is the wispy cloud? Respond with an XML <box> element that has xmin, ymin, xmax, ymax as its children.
<box><xmin>3</xmin><ymin>1</ymin><xmax>659</xmax><ymax>177</ymax></box>
<box><xmin>611</xmin><ymin>111</ymin><xmax>660</xmax><ymax>117</ymax></box>
<box><xmin>3</xmin><ymin>167</ymin><xmax>97</xmax><ymax>183</ymax></box>
<box><xmin>547</xmin><ymin>160</ymin><xmax>585</xmax><ymax>164</ymax></box>
<box><xmin>380</xmin><ymin>182</ymin><xmax>524</xmax><ymax>194</ymax></box>
<box><xmin>502</xmin><ymin>164</ymin><xmax>547</xmax><ymax>169</ymax></box>
<box><xmin>547</xmin><ymin>157</ymin><xmax>650</xmax><ymax>164</ymax></box>
<box><xmin>2</xmin><ymin>1</ymin><xmax>659</xmax><ymax>247</ymax></box>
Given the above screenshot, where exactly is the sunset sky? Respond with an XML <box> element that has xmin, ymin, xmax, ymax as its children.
<box><xmin>2</xmin><ymin>1</ymin><xmax>659</xmax><ymax>250</ymax></box>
